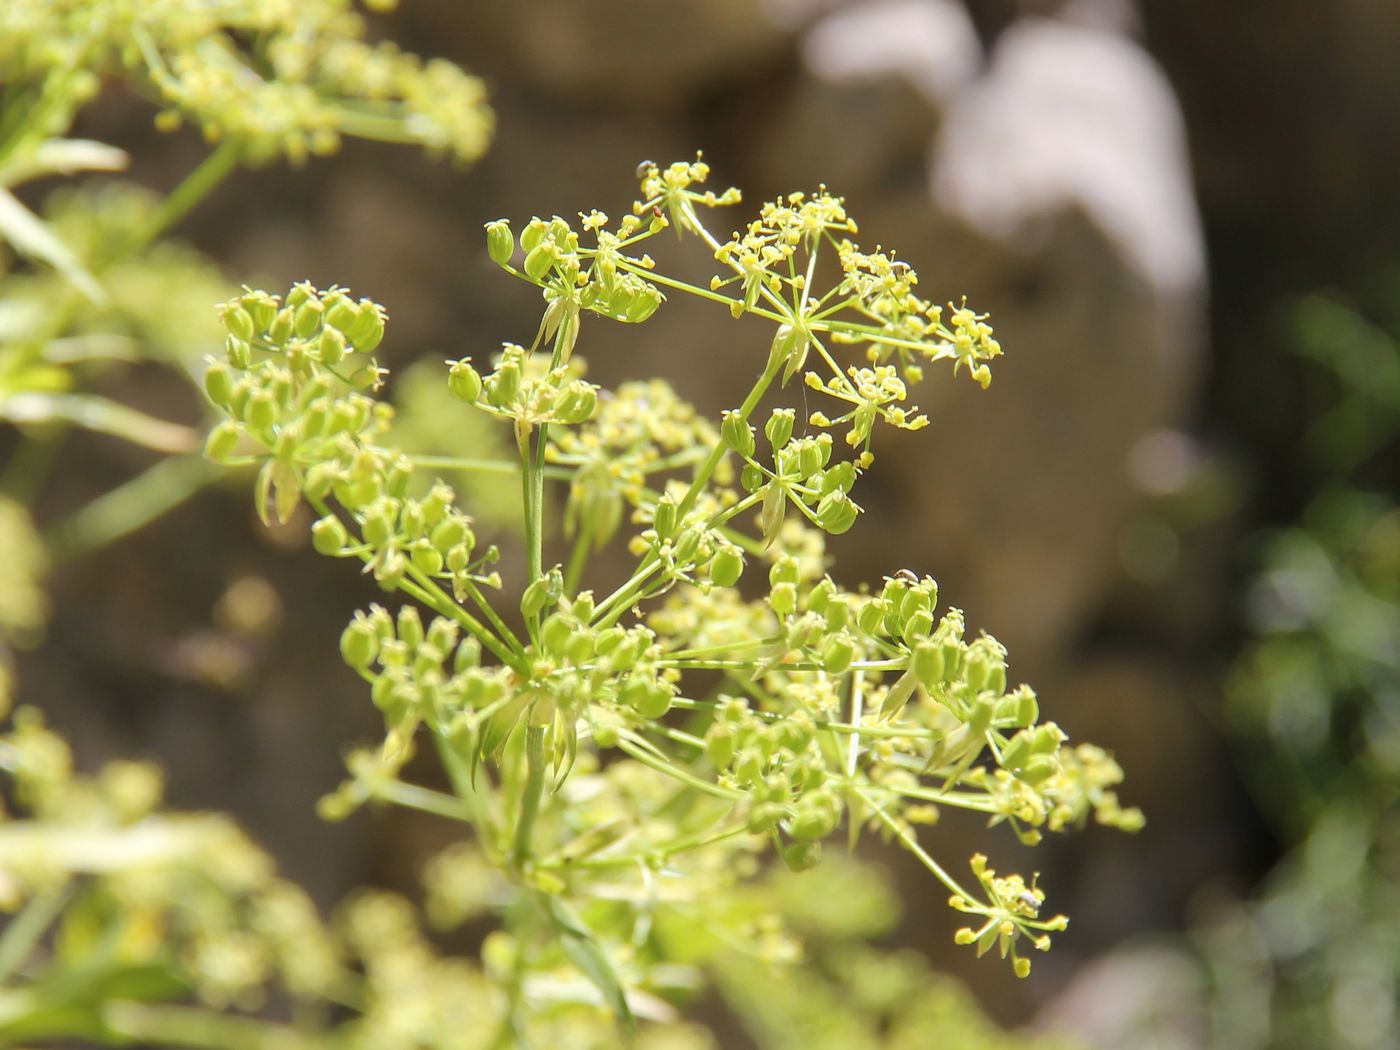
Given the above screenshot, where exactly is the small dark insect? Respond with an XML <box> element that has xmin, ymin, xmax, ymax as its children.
<box><xmin>895</xmin><ymin>569</ymin><xmax>919</xmax><ymax>585</ymax></box>
<box><xmin>652</xmin><ymin>205</ymin><xmax>664</xmax><ymax>219</ymax></box>
<box><xmin>636</xmin><ymin>159</ymin><xmax>656</xmax><ymax>178</ymax></box>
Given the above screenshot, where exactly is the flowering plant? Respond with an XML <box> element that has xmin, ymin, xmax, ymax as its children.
<box><xmin>200</xmin><ymin>157</ymin><xmax>1141</xmax><ymax>1034</ymax></box>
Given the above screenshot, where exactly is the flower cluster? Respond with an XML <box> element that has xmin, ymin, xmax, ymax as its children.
<box><xmin>205</xmin><ymin>161</ymin><xmax>1140</xmax><ymax>1033</ymax></box>
<box><xmin>0</xmin><ymin>0</ymin><xmax>493</xmax><ymax>165</ymax></box>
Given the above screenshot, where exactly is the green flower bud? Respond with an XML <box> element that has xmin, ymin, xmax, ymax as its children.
<box><xmin>318</xmin><ymin>326</ymin><xmax>346</xmax><ymax>366</ymax></box>
<box><xmin>770</xmin><ymin>582</ymin><xmax>797</xmax><ymax>617</ymax></box>
<box><xmin>431</xmin><ymin>516</ymin><xmax>468</xmax><ymax>553</ymax></box>
<box><xmin>520</xmin><ymin>218</ymin><xmax>547</xmax><ymax>254</ymax></box>
<box><xmin>747</xmin><ymin>802</ymin><xmax>782</xmax><ymax>835</ymax></box>
<box><xmin>705</xmin><ymin>723</ymin><xmax>736</xmax><ymax>769</ymax></box>
<box><xmin>312</xmin><ymin>515</ymin><xmax>349</xmax><ymax>555</ymax></box>
<box><xmin>902</xmin><ymin>609</ymin><xmax>934</xmax><ymax>645</ymax></box>
<box><xmin>361</xmin><ymin>504</ymin><xmax>395</xmax><ymax>548</ymax></box>
<box><xmin>821</xmin><ymin>635</ymin><xmax>854</xmax><ymax>675</ymax></box>
<box><xmin>340</xmin><ymin>619</ymin><xmax>379</xmax><ymax>669</ymax></box>
<box><xmin>448</xmin><ymin>360</ymin><xmax>482</xmax><ymax>403</ymax></box>
<box><xmin>858</xmin><ymin>601</ymin><xmax>887</xmax><ymax>637</ymax></box>
<box><xmin>720</xmin><ymin>410</ymin><xmax>755</xmax><ymax>457</ymax></box>
<box><xmin>293</xmin><ymin>299</ymin><xmax>323</xmax><ymax>339</ymax></box>
<box><xmin>781</xmin><ymin>839</ymin><xmax>822</xmax><ymax>872</ymax></box>
<box><xmin>816</xmin><ymin>491</ymin><xmax>859</xmax><ymax>534</ymax></box>
<box><xmin>454</xmin><ymin>637</ymin><xmax>482</xmax><ymax>673</ymax></box>
<box><xmin>594</xmin><ymin>627</ymin><xmax>626</xmax><ymax>655</ymax></box>
<box><xmin>540</xmin><ymin>614</ymin><xmax>572</xmax><ymax>656</ymax></box>
<box><xmin>740</xmin><ymin>463</ymin><xmax>764</xmax><ymax>493</ymax></box>
<box><xmin>622</xmin><ymin>285</ymin><xmax>662</xmax><ymax>322</ymax></box>
<box><xmin>241</xmin><ymin>292</ymin><xmax>278</xmax><ymax>333</ymax></box>
<box><xmin>1031</xmin><ymin>723</ymin><xmax>1063</xmax><ymax>755</ymax></box>
<box><xmin>911</xmin><ymin>641</ymin><xmax>945</xmax><ymax>691</ymax></box>
<box><xmin>1019</xmin><ymin>755</ymin><xmax>1058</xmax><ymax>785</ymax></box>
<box><xmin>205</xmin><ymin>421</ymin><xmax>240</xmax><ymax>463</ymax></box>
<box><xmin>520</xmin><ymin>577</ymin><xmax>550</xmax><ymax>620</ymax></box>
<box><xmin>325</xmin><ymin>299</ymin><xmax>360</xmax><ymax>335</ymax></box>
<box><xmin>765</xmin><ymin>408</ymin><xmax>795</xmax><ymax>451</ymax></box>
<box><xmin>797</xmin><ymin>439</ymin><xmax>822</xmax><ymax>479</ymax></box>
<box><xmin>486</xmin><ymin>362</ymin><xmax>521</xmax><ymax>407</ymax></box>
<box><xmin>204</xmin><ymin>362</ymin><xmax>234</xmax><ymax>408</ymax></box>
<box><xmin>554</xmin><ymin>384</ymin><xmax>597</xmax><ymax>424</ymax></box>
<box><xmin>825</xmin><ymin>599</ymin><xmax>849</xmax><ymax>633</ymax></box>
<box><xmin>412</xmin><ymin>544</ymin><xmax>444</xmax><ymax>575</ymax></box>
<box><xmin>226</xmin><ymin>335</ymin><xmax>251</xmax><ymax>370</ymax></box>
<box><xmin>653</xmin><ymin>494</ymin><xmax>678</xmax><ymax>539</ymax></box>
<box><xmin>788</xmin><ymin>798</ymin><xmax>840</xmax><ymax>841</ymax></box>
<box><xmin>397</xmin><ymin>605</ymin><xmax>424</xmax><ymax>649</ymax></box>
<box><xmin>246</xmin><ymin>391</ymin><xmax>277</xmax><ymax>433</ymax></box>
<box><xmin>1000</xmin><ymin>732</ymin><xmax>1032</xmax><ymax>773</ymax></box>
<box><xmin>348</xmin><ymin>303</ymin><xmax>385</xmax><ymax>354</ymax></box>
<box><xmin>485</xmin><ymin>220</ymin><xmax>515</xmax><ymax>266</ymax></box>
<box><xmin>709</xmin><ymin>544</ymin><xmax>744</xmax><ymax>587</ymax></box>
<box><xmin>734</xmin><ymin>748</ymin><xmax>764</xmax><ymax>785</ymax></box>
<box><xmin>427</xmin><ymin>617</ymin><xmax>458</xmax><ymax>652</ymax></box>
<box><xmin>523</xmin><ymin>243</ymin><xmax>554</xmax><ymax>281</ymax></box>
<box><xmin>769</xmin><ymin>556</ymin><xmax>800</xmax><ymax>587</ymax></box>
<box><xmin>269</xmin><ymin>307</ymin><xmax>294</xmax><ymax>345</ymax></box>
<box><xmin>222</xmin><ymin>304</ymin><xmax>255</xmax><ymax>342</ymax></box>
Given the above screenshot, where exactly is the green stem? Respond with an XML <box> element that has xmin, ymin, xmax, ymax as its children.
<box><xmin>615</xmin><ymin>734</ymin><xmax>743</xmax><ymax>800</ymax></box>
<box><xmin>375</xmin><ymin>779</ymin><xmax>477</xmax><ymax>823</ymax></box>
<box><xmin>0</xmin><ymin>882</ymin><xmax>70</xmax><ymax>983</ymax></box>
<box><xmin>43</xmin><ymin>454</ymin><xmax>221</xmax><ymax>562</ymax></box>
<box><xmin>853</xmin><ymin>784</ymin><xmax>978</xmax><ymax>902</ymax></box>
<box><xmin>563</xmin><ymin>513</ymin><xmax>593</xmax><ymax>594</ymax></box>
<box><xmin>122</xmin><ymin>140</ymin><xmax>241</xmax><ymax>261</ymax></box>
<box><xmin>512</xmin><ymin>723</ymin><xmax>548</xmax><ymax>869</ymax></box>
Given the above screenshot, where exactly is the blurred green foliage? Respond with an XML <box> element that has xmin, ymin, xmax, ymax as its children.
<box><xmin>1202</xmin><ymin>294</ymin><xmax>1400</xmax><ymax>1050</ymax></box>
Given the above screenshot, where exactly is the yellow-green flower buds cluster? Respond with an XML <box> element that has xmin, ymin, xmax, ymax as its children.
<box><xmin>314</xmin><ymin>474</ymin><xmax>486</xmax><ymax>596</ymax></box>
<box><xmin>742</xmin><ymin>409</ymin><xmax>863</xmax><ymax>541</ymax></box>
<box><xmin>949</xmin><ymin>854</ymin><xmax>1068</xmax><ymax>978</ymax></box>
<box><xmin>338</xmin><ymin>603</ymin><xmax>506</xmax><ymax>765</ymax></box>
<box><xmin>702</xmin><ymin>697</ymin><xmax>837</xmax><ymax>869</ymax></box>
<box><xmin>465</xmin><ymin>343</ymin><xmax>599</xmax><ymax>427</ymax></box>
<box><xmin>5</xmin><ymin>0</ymin><xmax>494</xmax><ymax>166</ymax></box>
<box><xmin>805</xmin><ymin>365</ymin><xmax>929</xmax><ymax>465</ymax></box>
<box><xmin>205</xmin><ymin>284</ymin><xmax>392</xmax><ymax>522</ymax></box>
<box><xmin>630</xmin><ymin>492</ymin><xmax>722</xmax><ymax>582</ymax></box>
<box><xmin>633</xmin><ymin>155</ymin><xmax>742</xmax><ymax>237</ymax></box>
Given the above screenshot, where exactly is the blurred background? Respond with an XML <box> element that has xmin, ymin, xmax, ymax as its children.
<box><xmin>4</xmin><ymin>1</ymin><xmax>1399</xmax><ymax>1047</ymax></box>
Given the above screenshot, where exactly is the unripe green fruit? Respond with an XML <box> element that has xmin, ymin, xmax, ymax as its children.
<box><xmin>523</xmin><ymin>243</ymin><xmax>554</xmax><ymax>281</ymax></box>
<box><xmin>709</xmin><ymin>545</ymin><xmax>744</xmax><ymax>588</ymax></box>
<box><xmin>340</xmin><ymin>620</ymin><xmax>378</xmax><ymax>669</ymax></box>
<box><xmin>788</xmin><ymin>799</ymin><xmax>839</xmax><ymax>841</ymax></box>
<box><xmin>911</xmin><ymin>641</ymin><xmax>945</xmax><ymax>691</ymax></box>
<box><xmin>781</xmin><ymin>839</ymin><xmax>822</xmax><ymax>872</ymax></box>
<box><xmin>318</xmin><ymin>326</ymin><xmax>346</xmax><ymax>366</ymax></box>
<box><xmin>705</xmin><ymin>723</ymin><xmax>736</xmax><ymax>769</ymax></box>
<box><xmin>765</xmin><ymin>408</ymin><xmax>795</xmax><ymax>450</ymax></box>
<box><xmin>312</xmin><ymin>515</ymin><xmax>349</xmax><ymax>555</ymax></box>
<box><xmin>485</xmin><ymin>220</ymin><xmax>514</xmax><ymax>266</ymax></box>
<box><xmin>747</xmin><ymin>802</ymin><xmax>782</xmax><ymax>835</ymax></box>
<box><xmin>204</xmin><ymin>362</ymin><xmax>234</xmax><ymax>408</ymax></box>
<box><xmin>448</xmin><ymin>360</ymin><xmax>482</xmax><ymax>403</ymax></box>
<box><xmin>223</xmin><ymin>304</ymin><xmax>255</xmax><ymax>342</ymax></box>
<box><xmin>821</xmin><ymin>635</ymin><xmax>854</xmax><ymax>675</ymax></box>
<box><xmin>293</xmin><ymin>299</ymin><xmax>323</xmax><ymax>339</ymax></box>
<box><xmin>205</xmin><ymin>421</ymin><xmax>240</xmax><ymax>462</ymax></box>
<box><xmin>412</xmin><ymin>544</ymin><xmax>444</xmax><ymax>575</ymax></box>
<box><xmin>721</xmin><ymin>411</ymin><xmax>756</xmax><ymax>458</ymax></box>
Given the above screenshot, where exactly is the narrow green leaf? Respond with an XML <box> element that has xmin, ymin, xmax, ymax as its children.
<box><xmin>0</xmin><ymin>188</ymin><xmax>105</xmax><ymax>303</ymax></box>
